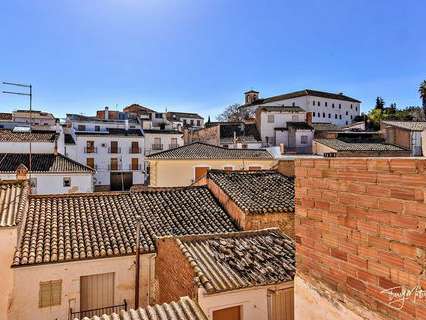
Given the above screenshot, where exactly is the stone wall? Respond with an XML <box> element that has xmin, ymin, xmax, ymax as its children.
<box><xmin>295</xmin><ymin>158</ymin><xmax>426</xmax><ymax>320</ymax></box>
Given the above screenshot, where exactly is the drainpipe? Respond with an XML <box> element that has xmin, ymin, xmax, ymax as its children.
<box><xmin>134</xmin><ymin>215</ymin><xmax>141</xmax><ymax>309</ymax></box>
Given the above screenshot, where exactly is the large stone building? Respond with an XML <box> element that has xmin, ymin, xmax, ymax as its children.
<box><xmin>146</xmin><ymin>142</ymin><xmax>277</xmax><ymax>187</ymax></box>
<box><xmin>240</xmin><ymin>89</ymin><xmax>361</xmax><ymax>126</ymax></box>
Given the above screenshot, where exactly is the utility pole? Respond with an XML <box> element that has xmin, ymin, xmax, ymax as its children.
<box><xmin>134</xmin><ymin>215</ymin><xmax>141</xmax><ymax>309</ymax></box>
<box><xmin>2</xmin><ymin>81</ymin><xmax>33</xmax><ymax>192</ymax></box>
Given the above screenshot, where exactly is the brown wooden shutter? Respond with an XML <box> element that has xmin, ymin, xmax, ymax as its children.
<box><xmin>80</xmin><ymin>273</ymin><xmax>114</xmax><ymax>311</ymax></box>
<box><xmin>269</xmin><ymin>287</ymin><xmax>294</xmax><ymax>320</ymax></box>
<box><xmin>86</xmin><ymin>158</ymin><xmax>95</xmax><ymax>169</ymax></box>
<box><xmin>213</xmin><ymin>305</ymin><xmax>241</xmax><ymax>320</ymax></box>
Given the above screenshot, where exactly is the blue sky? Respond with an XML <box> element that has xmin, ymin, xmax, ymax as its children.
<box><xmin>1</xmin><ymin>0</ymin><xmax>425</xmax><ymax>120</ymax></box>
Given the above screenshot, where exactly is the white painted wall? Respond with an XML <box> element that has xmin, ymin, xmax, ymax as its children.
<box><xmin>0</xmin><ymin>173</ymin><xmax>93</xmax><ymax>194</ymax></box>
<box><xmin>144</xmin><ymin>132</ymin><xmax>184</xmax><ymax>155</ymax></box>
<box><xmin>0</xmin><ymin>227</ymin><xmax>17</xmax><ymax>320</ymax></box>
<box><xmin>9</xmin><ymin>254</ymin><xmax>156</xmax><ymax>320</ymax></box>
<box><xmin>69</xmin><ymin>134</ymin><xmax>145</xmax><ymax>187</ymax></box>
<box><xmin>259</xmin><ymin>111</ymin><xmax>308</xmax><ymax>144</ymax></box>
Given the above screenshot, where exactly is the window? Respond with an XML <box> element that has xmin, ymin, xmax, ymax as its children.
<box><xmin>346</xmin><ymin>121</ymin><xmax>348</xmax><ymax>125</ymax></box>
<box><xmin>30</xmin><ymin>177</ymin><xmax>37</xmax><ymax>188</ymax></box>
<box><xmin>301</xmin><ymin>135</ymin><xmax>308</xmax><ymax>144</ymax></box>
<box><xmin>222</xmin><ymin>144</ymin><xmax>229</xmax><ymax>148</ymax></box>
<box><xmin>190</xmin><ymin>119</ymin><xmax>194</xmax><ymax>126</ymax></box>
<box><xmin>131</xmin><ymin>158</ymin><xmax>139</xmax><ymax>170</ymax></box>
<box><xmin>110</xmin><ymin>158</ymin><xmax>118</xmax><ymax>170</ymax></box>
<box><xmin>346</xmin><ymin>111</ymin><xmax>349</xmax><ymax>116</ymax></box>
<box><xmin>325</xmin><ymin>102</ymin><xmax>328</xmax><ymax>107</ymax></box>
<box><xmin>351</xmin><ymin>115</ymin><xmax>353</xmax><ymax>119</ymax></box>
<box><xmin>183</xmin><ymin>119</ymin><xmax>187</xmax><ymax>125</ymax></box>
<box><xmin>248</xmin><ymin>166</ymin><xmax>261</xmax><ymax>170</ymax></box>
<box><xmin>312</xmin><ymin>100</ymin><xmax>315</xmax><ymax>106</ymax></box>
<box><xmin>196</xmin><ymin>120</ymin><xmax>201</xmax><ymax>126</ymax></box>
<box><xmin>335</xmin><ymin>114</ymin><xmax>337</xmax><ymax>119</ymax></box>
<box><xmin>110</xmin><ymin>141</ymin><xmax>118</xmax><ymax>153</ymax></box>
<box><xmin>350</xmin><ymin>104</ymin><xmax>353</xmax><ymax>109</ymax></box>
<box><xmin>292</xmin><ymin>115</ymin><xmax>298</xmax><ymax>121</ymax></box>
<box><xmin>86</xmin><ymin>141</ymin><xmax>95</xmax><ymax>153</ymax></box>
<box><xmin>241</xmin><ymin>144</ymin><xmax>248</xmax><ymax>149</ymax></box>
<box><xmin>63</xmin><ymin>177</ymin><xmax>71</xmax><ymax>187</ymax></box>
<box><xmin>78</xmin><ymin>124</ymin><xmax>86</xmax><ymax>131</ymax></box>
<box><xmin>224</xmin><ymin>166</ymin><xmax>233</xmax><ymax>171</ymax></box>
<box><xmin>339</xmin><ymin>115</ymin><xmax>342</xmax><ymax>119</ymax></box>
<box><xmin>318</xmin><ymin>101</ymin><xmax>321</xmax><ymax>106</ymax></box>
<box><xmin>155</xmin><ymin>113</ymin><xmax>162</xmax><ymax>119</ymax></box>
<box><xmin>170</xmin><ymin>137</ymin><xmax>178</xmax><ymax>148</ymax></box>
<box><xmin>313</xmin><ymin>112</ymin><xmax>316</xmax><ymax>117</ymax></box>
<box><xmin>131</xmin><ymin>141</ymin><xmax>140</xmax><ymax>153</ymax></box>
<box><xmin>322</xmin><ymin>112</ymin><xmax>325</xmax><ymax>118</ymax></box>
<box><xmin>95</xmin><ymin>125</ymin><xmax>100</xmax><ymax>131</ymax></box>
<box><xmin>86</xmin><ymin>158</ymin><xmax>95</xmax><ymax>169</ymax></box>
<box><xmin>328</xmin><ymin>114</ymin><xmax>331</xmax><ymax>118</ymax></box>
<box><xmin>39</xmin><ymin>280</ymin><xmax>62</xmax><ymax>308</ymax></box>
<box><xmin>332</xmin><ymin>103</ymin><xmax>335</xmax><ymax>108</ymax></box>
<box><xmin>356</xmin><ymin>107</ymin><xmax>358</xmax><ymax>111</ymax></box>
<box><xmin>154</xmin><ymin>137</ymin><xmax>161</xmax><ymax>145</ymax></box>
<box><xmin>339</xmin><ymin>104</ymin><xmax>341</xmax><ymax>109</ymax></box>
<box><xmin>292</xmin><ymin>102</ymin><xmax>295</xmax><ymax>106</ymax></box>
<box><xmin>267</xmin><ymin>114</ymin><xmax>275</xmax><ymax>123</ymax></box>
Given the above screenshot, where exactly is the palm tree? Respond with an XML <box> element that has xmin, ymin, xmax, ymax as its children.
<box><xmin>419</xmin><ymin>80</ymin><xmax>426</xmax><ymax>117</ymax></box>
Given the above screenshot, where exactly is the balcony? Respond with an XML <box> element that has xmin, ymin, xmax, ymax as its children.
<box><xmin>108</xmin><ymin>164</ymin><xmax>122</xmax><ymax>171</ymax></box>
<box><xmin>108</xmin><ymin>147</ymin><xmax>121</xmax><ymax>154</ymax></box>
<box><xmin>129</xmin><ymin>164</ymin><xmax>142</xmax><ymax>171</ymax></box>
<box><xmin>169</xmin><ymin>143</ymin><xmax>179</xmax><ymax>149</ymax></box>
<box><xmin>151</xmin><ymin>144</ymin><xmax>163</xmax><ymax>151</ymax></box>
<box><xmin>129</xmin><ymin>147</ymin><xmax>142</xmax><ymax>154</ymax></box>
<box><xmin>84</xmin><ymin>147</ymin><xmax>97</xmax><ymax>153</ymax></box>
<box><xmin>69</xmin><ymin>300</ymin><xmax>127</xmax><ymax>320</ymax></box>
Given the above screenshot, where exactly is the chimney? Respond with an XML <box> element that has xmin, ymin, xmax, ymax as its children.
<box><xmin>244</xmin><ymin>90</ymin><xmax>259</xmax><ymax>104</ymax></box>
<box><xmin>105</xmin><ymin>107</ymin><xmax>109</xmax><ymax>120</ymax></box>
<box><xmin>306</xmin><ymin>112</ymin><xmax>313</xmax><ymax>126</ymax></box>
<box><xmin>125</xmin><ymin>119</ymin><xmax>129</xmax><ymax>131</ymax></box>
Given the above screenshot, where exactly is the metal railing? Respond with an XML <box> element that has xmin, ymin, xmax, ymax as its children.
<box><xmin>129</xmin><ymin>164</ymin><xmax>142</xmax><ymax>171</ymax></box>
<box><xmin>151</xmin><ymin>144</ymin><xmax>163</xmax><ymax>151</ymax></box>
<box><xmin>69</xmin><ymin>300</ymin><xmax>127</xmax><ymax>320</ymax></box>
<box><xmin>84</xmin><ymin>147</ymin><xmax>97</xmax><ymax>153</ymax></box>
<box><xmin>168</xmin><ymin>143</ymin><xmax>179</xmax><ymax>149</ymax></box>
<box><xmin>129</xmin><ymin>147</ymin><xmax>142</xmax><ymax>154</ymax></box>
<box><xmin>108</xmin><ymin>147</ymin><xmax>121</xmax><ymax>154</ymax></box>
<box><xmin>108</xmin><ymin>164</ymin><xmax>122</xmax><ymax>171</ymax></box>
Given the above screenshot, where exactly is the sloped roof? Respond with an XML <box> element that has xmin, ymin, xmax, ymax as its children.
<box><xmin>381</xmin><ymin>121</ymin><xmax>426</xmax><ymax>132</ymax></box>
<box><xmin>76</xmin><ymin>296</ymin><xmax>207</xmax><ymax>320</ymax></box>
<box><xmin>0</xmin><ymin>113</ymin><xmax>13</xmax><ymax>120</ymax></box>
<box><xmin>0</xmin><ymin>181</ymin><xmax>29</xmax><ymax>227</ymax></box>
<box><xmin>174</xmin><ymin>229</ymin><xmax>295</xmax><ymax>294</ymax></box>
<box><xmin>166</xmin><ymin>112</ymin><xmax>203</xmax><ymax>121</ymax></box>
<box><xmin>257</xmin><ymin>105</ymin><xmax>306</xmax><ymax>113</ymax></box>
<box><xmin>208</xmin><ymin>170</ymin><xmax>294</xmax><ymax>213</ymax></box>
<box><xmin>0</xmin><ymin>153</ymin><xmax>93</xmax><ymax>173</ymax></box>
<box><xmin>219</xmin><ymin>123</ymin><xmax>261</xmax><ymax>144</ymax></box>
<box><xmin>13</xmin><ymin>186</ymin><xmax>238</xmax><ymax>266</ymax></box>
<box><xmin>243</xmin><ymin>89</ymin><xmax>361</xmax><ymax>107</ymax></box>
<box><xmin>312</xmin><ymin>122</ymin><xmax>341</xmax><ymax>131</ymax></box>
<box><xmin>0</xmin><ymin>129</ymin><xmax>57</xmax><ymax>142</ymax></box>
<box><xmin>315</xmin><ymin>139</ymin><xmax>408</xmax><ymax>152</ymax></box>
<box><xmin>146</xmin><ymin>142</ymin><xmax>273</xmax><ymax>160</ymax></box>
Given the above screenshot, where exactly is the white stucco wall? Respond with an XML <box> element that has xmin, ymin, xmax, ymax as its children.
<box><xmin>259</xmin><ymin>111</ymin><xmax>307</xmax><ymax>144</ymax></box>
<box><xmin>0</xmin><ymin>141</ymin><xmax>56</xmax><ymax>154</ymax></box>
<box><xmin>144</xmin><ymin>132</ymin><xmax>184</xmax><ymax>156</ymax></box>
<box><xmin>0</xmin><ymin>173</ymin><xmax>93</xmax><ymax>194</ymax></box>
<box><xmin>9</xmin><ymin>253</ymin><xmax>156</xmax><ymax>320</ymax></box>
<box><xmin>69</xmin><ymin>135</ymin><xmax>145</xmax><ymax>187</ymax></box>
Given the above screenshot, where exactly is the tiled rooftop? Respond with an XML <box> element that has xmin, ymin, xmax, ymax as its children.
<box><xmin>315</xmin><ymin>139</ymin><xmax>408</xmax><ymax>152</ymax></box>
<box><xmin>174</xmin><ymin>229</ymin><xmax>295</xmax><ymax>293</ymax></box>
<box><xmin>76</xmin><ymin>296</ymin><xmax>207</xmax><ymax>320</ymax></box>
<box><xmin>0</xmin><ymin>181</ymin><xmax>29</xmax><ymax>227</ymax></box>
<box><xmin>258</xmin><ymin>105</ymin><xmax>306</xmax><ymax>113</ymax></box>
<box><xmin>147</xmin><ymin>142</ymin><xmax>273</xmax><ymax>160</ymax></box>
<box><xmin>208</xmin><ymin>170</ymin><xmax>294</xmax><ymax>214</ymax></box>
<box><xmin>0</xmin><ymin>129</ymin><xmax>57</xmax><ymax>142</ymax></box>
<box><xmin>13</xmin><ymin>186</ymin><xmax>239</xmax><ymax>266</ymax></box>
<box><xmin>0</xmin><ymin>153</ymin><xmax>93</xmax><ymax>173</ymax></box>
<box><xmin>219</xmin><ymin>123</ymin><xmax>261</xmax><ymax>144</ymax></box>
<box><xmin>381</xmin><ymin>121</ymin><xmax>426</xmax><ymax>132</ymax></box>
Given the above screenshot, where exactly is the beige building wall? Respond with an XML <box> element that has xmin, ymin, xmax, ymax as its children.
<box><xmin>0</xmin><ymin>228</ymin><xmax>17</xmax><ymax>320</ymax></box>
<box><xmin>312</xmin><ymin>141</ymin><xmax>336</xmax><ymax>155</ymax></box>
<box><xmin>198</xmin><ymin>282</ymin><xmax>293</xmax><ymax>320</ymax></box>
<box><xmin>148</xmin><ymin>159</ymin><xmax>277</xmax><ymax>187</ymax></box>
<box><xmin>9</xmin><ymin>253</ymin><xmax>155</xmax><ymax>320</ymax></box>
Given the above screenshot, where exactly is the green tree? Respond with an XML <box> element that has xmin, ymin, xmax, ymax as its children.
<box><xmin>375</xmin><ymin>97</ymin><xmax>385</xmax><ymax>110</ymax></box>
<box><xmin>419</xmin><ymin>80</ymin><xmax>426</xmax><ymax>116</ymax></box>
<box><xmin>389</xmin><ymin>103</ymin><xmax>397</xmax><ymax>114</ymax></box>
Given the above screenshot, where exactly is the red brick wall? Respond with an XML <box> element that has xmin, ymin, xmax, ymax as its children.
<box><xmin>207</xmin><ymin>178</ymin><xmax>295</xmax><ymax>237</ymax></box>
<box><xmin>295</xmin><ymin>158</ymin><xmax>426</xmax><ymax>319</ymax></box>
<box><xmin>155</xmin><ymin>237</ymin><xmax>198</xmax><ymax>303</ymax></box>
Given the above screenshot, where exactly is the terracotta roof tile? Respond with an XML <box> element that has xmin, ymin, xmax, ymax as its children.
<box><xmin>208</xmin><ymin>170</ymin><xmax>294</xmax><ymax>214</ymax></box>
<box><xmin>0</xmin><ymin>153</ymin><xmax>93</xmax><ymax>173</ymax></box>
<box><xmin>174</xmin><ymin>229</ymin><xmax>295</xmax><ymax>293</ymax></box>
<box><xmin>0</xmin><ymin>181</ymin><xmax>29</xmax><ymax>227</ymax></box>
<box><xmin>315</xmin><ymin>139</ymin><xmax>408</xmax><ymax>152</ymax></box>
<box><xmin>381</xmin><ymin>121</ymin><xmax>426</xmax><ymax>132</ymax></box>
<box><xmin>13</xmin><ymin>186</ymin><xmax>238</xmax><ymax>266</ymax></box>
<box><xmin>0</xmin><ymin>129</ymin><xmax>57</xmax><ymax>142</ymax></box>
<box><xmin>147</xmin><ymin>142</ymin><xmax>273</xmax><ymax>160</ymax></box>
<box><xmin>76</xmin><ymin>296</ymin><xmax>207</xmax><ymax>320</ymax></box>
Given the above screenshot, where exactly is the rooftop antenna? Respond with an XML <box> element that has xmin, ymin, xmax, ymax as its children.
<box><xmin>2</xmin><ymin>81</ymin><xmax>33</xmax><ymax>193</ymax></box>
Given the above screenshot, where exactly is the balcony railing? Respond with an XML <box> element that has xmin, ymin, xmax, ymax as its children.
<box><xmin>84</xmin><ymin>147</ymin><xmax>97</xmax><ymax>153</ymax></box>
<box><xmin>108</xmin><ymin>147</ymin><xmax>121</xmax><ymax>154</ymax></box>
<box><xmin>129</xmin><ymin>147</ymin><xmax>142</xmax><ymax>154</ymax></box>
<box><xmin>129</xmin><ymin>164</ymin><xmax>142</xmax><ymax>171</ymax></box>
<box><xmin>169</xmin><ymin>143</ymin><xmax>179</xmax><ymax>149</ymax></box>
<box><xmin>152</xmin><ymin>144</ymin><xmax>163</xmax><ymax>151</ymax></box>
<box><xmin>69</xmin><ymin>300</ymin><xmax>127</xmax><ymax>320</ymax></box>
<box><xmin>108</xmin><ymin>164</ymin><xmax>122</xmax><ymax>171</ymax></box>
